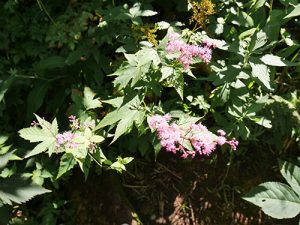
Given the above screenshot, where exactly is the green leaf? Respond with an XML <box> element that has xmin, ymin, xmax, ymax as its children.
<box><xmin>279</xmin><ymin>160</ymin><xmax>300</xmax><ymax>196</ymax></box>
<box><xmin>173</xmin><ymin>73</ymin><xmax>184</xmax><ymax>100</ymax></box>
<box><xmin>102</xmin><ymin>96</ymin><xmax>124</xmax><ymax>108</ymax></box>
<box><xmin>57</xmin><ymin>153</ymin><xmax>76</xmax><ymax>179</ymax></box>
<box><xmin>120</xmin><ymin>157</ymin><xmax>134</xmax><ymax>164</ymax></box>
<box><xmin>34</xmin><ymin>56</ymin><xmax>65</xmax><ymax>74</ymax></box>
<box><xmin>249</xmin><ymin>60</ymin><xmax>272</xmax><ymax>90</ymax></box>
<box><xmin>0</xmin><ymin>151</ymin><xmax>15</xmax><ymax>171</ymax></box>
<box><xmin>26</xmin><ymin>82</ymin><xmax>49</xmax><ymax>122</ymax></box>
<box><xmin>182</xmin><ymin>140</ymin><xmax>193</xmax><ymax>151</ymax></box>
<box><xmin>260</xmin><ymin>54</ymin><xmax>300</xmax><ymax>67</ymax></box>
<box><xmin>161</xmin><ymin>66</ymin><xmax>175</xmax><ymax>81</ymax></box>
<box><xmin>251</xmin><ymin>0</ymin><xmax>267</xmax><ymax>11</ymax></box>
<box><xmin>249</xmin><ymin>30</ymin><xmax>268</xmax><ymax>52</ymax></box>
<box><xmin>265</xmin><ymin>9</ymin><xmax>285</xmax><ymax>41</ymax></box>
<box><xmin>235</xmin><ymin>11</ymin><xmax>254</xmax><ymax>27</ymax></box>
<box><xmin>237</xmin><ymin>122</ymin><xmax>250</xmax><ymax>139</ymax></box>
<box><xmin>68</xmin><ymin>147</ymin><xmax>88</xmax><ymax>160</ymax></box>
<box><xmin>243</xmin><ymin>182</ymin><xmax>300</xmax><ymax>219</ymax></box>
<box><xmin>83</xmin><ymin>87</ymin><xmax>102</xmax><ymax>110</ymax></box>
<box><xmin>0</xmin><ymin>76</ymin><xmax>14</xmax><ymax>103</ymax></box>
<box><xmin>249</xmin><ymin>116</ymin><xmax>272</xmax><ymax>128</ymax></box>
<box><xmin>95</xmin><ymin>95</ymin><xmax>140</xmax><ymax>130</ymax></box>
<box><xmin>35</xmin><ymin>114</ymin><xmax>55</xmax><ymax>134</ymax></box>
<box><xmin>284</xmin><ymin>4</ymin><xmax>300</xmax><ymax>19</ymax></box>
<box><xmin>111</xmin><ymin>110</ymin><xmax>139</xmax><ymax>143</ymax></box>
<box><xmin>0</xmin><ymin>177</ymin><xmax>51</xmax><ymax>205</ymax></box>
<box><xmin>110</xmin><ymin>161</ymin><xmax>126</xmax><ymax>172</ymax></box>
<box><xmin>26</xmin><ymin>139</ymin><xmax>56</xmax><ymax>158</ymax></box>
<box><xmin>177</xmin><ymin>115</ymin><xmax>201</xmax><ymax>127</ymax></box>
<box><xmin>19</xmin><ymin>127</ymin><xmax>54</xmax><ymax>143</ymax></box>
<box><xmin>19</xmin><ymin>115</ymin><xmax>58</xmax><ymax>157</ymax></box>
<box><xmin>113</xmin><ymin>66</ymin><xmax>139</xmax><ymax>89</ymax></box>
<box><xmin>90</xmin><ymin>135</ymin><xmax>105</xmax><ymax>143</ymax></box>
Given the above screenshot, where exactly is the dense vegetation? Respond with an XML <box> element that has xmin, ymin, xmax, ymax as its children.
<box><xmin>0</xmin><ymin>0</ymin><xmax>300</xmax><ymax>224</ymax></box>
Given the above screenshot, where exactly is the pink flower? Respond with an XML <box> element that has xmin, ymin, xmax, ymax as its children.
<box><xmin>217</xmin><ymin>129</ymin><xmax>226</xmax><ymax>136</ymax></box>
<box><xmin>148</xmin><ymin>114</ymin><xmax>238</xmax><ymax>158</ymax></box>
<box><xmin>227</xmin><ymin>138</ymin><xmax>239</xmax><ymax>151</ymax></box>
<box><xmin>166</xmin><ymin>39</ymin><xmax>185</xmax><ymax>53</ymax></box>
<box><xmin>217</xmin><ymin>136</ymin><xmax>226</xmax><ymax>145</ymax></box>
<box><xmin>202</xmin><ymin>39</ymin><xmax>217</xmax><ymax>48</ymax></box>
<box><xmin>166</xmin><ymin>34</ymin><xmax>215</xmax><ymax>69</ymax></box>
<box><xmin>147</xmin><ymin>114</ymin><xmax>171</xmax><ymax>130</ymax></box>
<box><xmin>56</xmin><ymin>131</ymin><xmax>79</xmax><ymax>149</ymax></box>
<box><xmin>68</xmin><ymin>115</ymin><xmax>80</xmax><ymax>130</ymax></box>
<box><xmin>30</xmin><ymin>120</ymin><xmax>39</xmax><ymax>127</ymax></box>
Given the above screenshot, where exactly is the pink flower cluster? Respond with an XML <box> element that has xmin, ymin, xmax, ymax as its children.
<box><xmin>68</xmin><ymin>115</ymin><xmax>80</xmax><ymax>130</ymax></box>
<box><xmin>56</xmin><ymin>131</ymin><xmax>79</xmax><ymax>149</ymax></box>
<box><xmin>148</xmin><ymin>114</ymin><xmax>238</xmax><ymax>158</ymax></box>
<box><xmin>166</xmin><ymin>33</ymin><xmax>216</xmax><ymax>69</ymax></box>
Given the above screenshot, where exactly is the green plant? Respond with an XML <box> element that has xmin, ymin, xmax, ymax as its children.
<box><xmin>244</xmin><ymin>159</ymin><xmax>300</xmax><ymax>220</ymax></box>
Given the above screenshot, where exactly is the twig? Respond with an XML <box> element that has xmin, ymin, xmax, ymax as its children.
<box><xmin>156</xmin><ymin>162</ymin><xmax>182</xmax><ymax>180</ymax></box>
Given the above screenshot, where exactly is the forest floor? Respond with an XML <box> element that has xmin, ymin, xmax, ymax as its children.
<box><xmin>64</xmin><ymin>146</ymin><xmax>300</xmax><ymax>225</ymax></box>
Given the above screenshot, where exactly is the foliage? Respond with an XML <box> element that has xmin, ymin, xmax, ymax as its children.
<box><xmin>0</xmin><ymin>137</ymin><xmax>50</xmax><ymax>206</ymax></box>
<box><xmin>0</xmin><ymin>0</ymin><xmax>300</xmax><ymax>223</ymax></box>
<box><xmin>243</xmin><ymin>159</ymin><xmax>300</xmax><ymax>221</ymax></box>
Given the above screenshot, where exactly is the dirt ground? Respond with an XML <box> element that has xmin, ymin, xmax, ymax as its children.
<box><xmin>64</xmin><ymin>146</ymin><xmax>300</xmax><ymax>225</ymax></box>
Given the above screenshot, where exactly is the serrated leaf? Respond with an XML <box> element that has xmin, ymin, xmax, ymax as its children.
<box><xmin>243</xmin><ymin>182</ymin><xmax>300</xmax><ymax>219</ymax></box>
<box><xmin>83</xmin><ymin>87</ymin><xmax>102</xmax><ymax>110</ymax></box>
<box><xmin>284</xmin><ymin>3</ymin><xmax>300</xmax><ymax>19</ymax></box>
<box><xmin>124</xmin><ymin>53</ymin><xmax>138</xmax><ymax>65</ymax></box>
<box><xmin>25</xmin><ymin>139</ymin><xmax>56</xmax><ymax>158</ymax></box>
<box><xmin>68</xmin><ymin>147</ymin><xmax>87</xmax><ymax>159</ymax></box>
<box><xmin>249</xmin><ymin>60</ymin><xmax>272</xmax><ymax>90</ymax></box>
<box><xmin>260</xmin><ymin>54</ymin><xmax>300</xmax><ymax>67</ymax></box>
<box><xmin>111</xmin><ymin>110</ymin><xmax>139</xmax><ymax>143</ymax></box>
<box><xmin>0</xmin><ymin>177</ymin><xmax>51</xmax><ymax>205</ymax></box>
<box><xmin>19</xmin><ymin>127</ymin><xmax>54</xmax><ymax>143</ymax></box>
<box><xmin>102</xmin><ymin>96</ymin><xmax>124</xmax><ymax>108</ymax></box>
<box><xmin>0</xmin><ymin>151</ymin><xmax>15</xmax><ymax>171</ymax></box>
<box><xmin>177</xmin><ymin>115</ymin><xmax>201</xmax><ymax>127</ymax></box>
<box><xmin>113</xmin><ymin>66</ymin><xmax>138</xmax><ymax>89</ymax></box>
<box><xmin>51</xmin><ymin>118</ymin><xmax>59</xmax><ymax>136</ymax></box>
<box><xmin>19</xmin><ymin>115</ymin><xmax>57</xmax><ymax>158</ymax></box>
<box><xmin>279</xmin><ymin>160</ymin><xmax>300</xmax><ymax>196</ymax></box>
<box><xmin>95</xmin><ymin>95</ymin><xmax>140</xmax><ymax>130</ymax></box>
<box><xmin>90</xmin><ymin>135</ymin><xmax>105</xmax><ymax>143</ymax></box>
<box><xmin>161</xmin><ymin>66</ymin><xmax>174</xmax><ymax>81</ymax></box>
<box><xmin>249</xmin><ymin>30</ymin><xmax>268</xmax><ymax>51</ymax></box>
<box><xmin>137</xmin><ymin>48</ymin><xmax>161</xmax><ymax>67</ymax></box>
<box><xmin>96</xmin><ymin>110</ymin><xmax>123</xmax><ymax>130</ymax></box>
<box><xmin>34</xmin><ymin>114</ymin><xmax>55</xmax><ymax>135</ymax></box>
<box><xmin>56</xmin><ymin>153</ymin><xmax>76</xmax><ymax>179</ymax></box>
<box><xmin>173</xmin><ymin>73</ymin><xmax>184</xmax><ymax>100</ymax></box>
<box><xmin>249</xmin><ymin>116</ymin><xmax>272</xmax><ymax>128</ymax></box>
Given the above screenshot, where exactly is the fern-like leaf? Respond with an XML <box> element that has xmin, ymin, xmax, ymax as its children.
<box><xmin>0</xmin><ymin>176</ymin><xmax>51</xmax><ymax>205</ymax></box>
